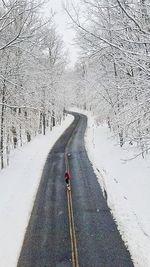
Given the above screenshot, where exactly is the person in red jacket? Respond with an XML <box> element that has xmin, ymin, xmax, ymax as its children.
<box><xmin>65</xmin><ymin>170</ymin><xmax>71</xmax><ymax>190</ymax></box>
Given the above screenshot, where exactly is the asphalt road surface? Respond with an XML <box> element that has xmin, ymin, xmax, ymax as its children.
<box><xmin>17</xmin><ymin>112</ymin><xmax>134</xmax><ymax>267</ymax></box>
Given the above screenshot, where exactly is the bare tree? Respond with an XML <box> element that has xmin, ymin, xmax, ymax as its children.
<box><xmin>0</xmin><ymin>1</ymin><xmax>68</xmax><ymax>168</ymax></box>
<box><xmin>65</xmin><ymin>0</ymin><xmax>150</xmax><ymax>156</ymax></box>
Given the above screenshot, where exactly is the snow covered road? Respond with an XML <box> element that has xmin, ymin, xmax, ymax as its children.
<box><xmin>17</xmin><ymin>112</ymin><xmax>133</xmax><ymax>267</ymax></box>
<box><xmin>85</xmin><ymin>112</ymin><xmax>150</xmax><ymax>267</ymax></box>
<box><xmin>0</xmin><ymin>114</ymin><xmax>74</xmax><ymax>267</ymax></box>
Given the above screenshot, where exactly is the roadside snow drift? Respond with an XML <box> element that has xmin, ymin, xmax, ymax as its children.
<box><xmin>0</xmin><ymin>114</ymin><xmax>74</xmax><ymax>267</ymax></box>
<box><xmin>85</xmin><ymin>112</ymin><xmax>150</xmax><ymax>267</ymax></box>
<box><xmin>70</xmin><ymin>108</ymin><xmax>150</xmax><ymax>267</ymax></box>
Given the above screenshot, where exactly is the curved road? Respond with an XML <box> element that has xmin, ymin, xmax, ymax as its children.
<box><xmin>17</xmin><ymin>112</ymin><xmax>134</xmax><ymax>267</ymax></box>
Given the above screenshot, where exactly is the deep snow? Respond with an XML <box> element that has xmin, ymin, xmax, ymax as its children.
<box><xmin>84</xmin><ymin>111</ymin><xmax>150</xmax><ymax>267</ymax></box>
<box><xmin>1</xmin><ymin>107</ymin><xmax>150</xmax><ymax>267</ymax></box>
<box><xmin>0</xmin><ymin>114</ymin><xmax>74</xmax><ymax>267</ymax></box>
<box><xmin>70</xmin><ymin>107</ymin><xmax>150</xmax><ymax>267</ymax></box>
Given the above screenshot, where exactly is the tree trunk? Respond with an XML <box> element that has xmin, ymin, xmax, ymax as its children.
<box><xmin>0</xmin><ymin>82</ymin><xmax>6</xmax><ymax>169</ymax></box>
<box><xmin>6</xmin><ymin>133</ymin><xmax>10</xmax><ymax>166</ymax></box>
<box><xmin>19</xmin><ymin>108</ymin><xmax>22</xmax><ymax>146</ymax></box>
<box><xmin>43</xmin><ymin>113</ymin><xmax>46</xmax><ymax>135</ymax></box>
<box><xmin>52</xmin><ymin>110</ymin><xmax>55</xmax><ymax>127</ymax></box>
<box><xmin>39</xmin><ymin>112</ymin><xmax>42</xmax><ymax>134</ymax></box>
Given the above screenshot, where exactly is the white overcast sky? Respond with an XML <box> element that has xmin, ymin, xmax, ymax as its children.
<box><xmin>44</xmin><ymin>0</ymin><xmax>79</xmax><ymax>67</ymax></box>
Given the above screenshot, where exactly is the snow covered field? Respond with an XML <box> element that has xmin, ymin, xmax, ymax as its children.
<box><xmin>1</xmin><ymin>106</ymin><xmax>149</xmax><ymax>267</ymax></box>
<box><xmin>84</xmin><ymin>112</ymin><xmax>150</xmax><ymax>267</ymax></box>
<box><xmin>0</xmin><ymin>114</ymin><xmax>73</xmax><ymax>267</ymax></box>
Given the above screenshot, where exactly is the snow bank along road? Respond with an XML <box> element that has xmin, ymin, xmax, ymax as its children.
<box><xmin>17</xmin><ymin>112</ymin><xmax>134</xmax><ymax>267</ymax></box>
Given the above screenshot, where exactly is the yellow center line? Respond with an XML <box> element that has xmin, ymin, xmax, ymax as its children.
<box><xmin>65</xmin><ymin>155</ymin><xmax>79</xmax><ymax>267</ymax></box>
<box><xmin>69</xmin><ymin>190</ymin><xmax>79</xmax><ymax>267</ymax></box>
<box><xmin>65</xmin><ymin>119</ymin><xmax>80</xmax><ymax>267</ymax></box>
<box><xmin>67</xmin><ymin>189</ymin><xmax>76</xmax><ymax>267</ymax></box>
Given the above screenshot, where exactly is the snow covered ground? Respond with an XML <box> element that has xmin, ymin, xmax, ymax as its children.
<box><xmin>70</xmin><ymin>107</ymin><xmax>150</xmax><ymax>267</ymax></box>
<box><xmin>84</xmin><ymin>111</ymin><xmax>150</xmax><ymax>267</ymax></box>
<box><xmin>1</xmin><ymin>106</ymin><xmax>149</xmax><ymax>267</ymax></box>
<box><xmin>0</xmin><ymin>114</ymin><xmax>73</xmax><ymax>267</ymax></box>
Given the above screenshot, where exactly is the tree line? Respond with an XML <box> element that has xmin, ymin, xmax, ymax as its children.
<box><xmin>0</xmin><ymin>0</ymin><xmax>67</xmax><ymax>169</ymax></box>
<box><xmin>66</xmin><ymin>0</ymin><xmax>150</xmax><ymax>158</ymax></box>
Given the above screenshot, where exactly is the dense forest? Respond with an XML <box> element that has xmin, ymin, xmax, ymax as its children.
<box><xmin>1</xmin><ymin>0</ymin><xmax>150</xmax><ymax>169</ymax></box>
<box><xmin>67</xmin><ymin>0</ymin><xmax>150</xmax><ymax>158</ymax></box>
<box><xmin>0</xmin><ymin>0</ymin><xmax>68</xmax><ymax>169</ymax></box>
